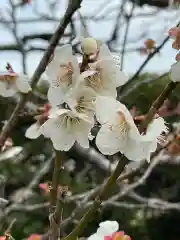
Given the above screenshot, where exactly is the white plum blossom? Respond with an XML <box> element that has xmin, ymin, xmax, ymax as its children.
<box><xmin>83</xmin><ymin>44</ymin><xmax>128</xmax><ymax>97</ymax></box>
<box><xmin>40</xmin><ymin>108</ymin><xmax>94</xmax><ymax>151</ymax></box>
<box><xmin>65</xmin><ymin>83</ymin><xmax>96</xmax><ymax>119</ymax></box>
<box><xmin>0</xmin><ymin>72</ymin><xmax>31</xmax><ymax>97</ymax></box>
<box><xmin>46</xmin><ymin>44</ymin><xmax>80</xmax><ymax>106</ymax></box>
<box><xmin>95</xmin><ymin>96</ymin><xmax>167</xmax><ymax>162</ymax></box>
<box><xmin>170</xmin><ymin>61</ymin><xmax>180</xmax><ymax>82</ymax></box>
<box><xmin>88</xmin><ymin>221</ymin><xmax>119</xmax><ymax>240</ymax></box>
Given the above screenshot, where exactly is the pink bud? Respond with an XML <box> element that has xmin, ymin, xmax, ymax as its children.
<box><xmin>39</xmin><ymin>183</ymin><xmax>49</xmax><ymax>194</ymax></box>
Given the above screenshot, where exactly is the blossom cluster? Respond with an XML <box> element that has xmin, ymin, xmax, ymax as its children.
<box><xmin>23</xmin><ymin>38</ymin><xmax>168</xmax><ymax>162</ymax></box>
<box><xmin>0</xmin><ymin>37</ymin><xmax>168</xmax><ymax>162</ymax></box>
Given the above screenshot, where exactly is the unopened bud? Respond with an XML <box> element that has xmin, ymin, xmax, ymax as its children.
<box><xmin>144</xmin><ymin>39</ymin><xmax>155</xmax><ymax>50</ymax></box>
<box><xmin>81</xmin><ymin>37</ymin><xmax>98</xmax><ymax>55</ymax></box>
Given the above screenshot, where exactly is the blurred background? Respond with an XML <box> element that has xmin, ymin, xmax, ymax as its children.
<box><xmin>0</xmin><ymin>0</ymin><xmax>180</xmax><ymax>239</ymax></box>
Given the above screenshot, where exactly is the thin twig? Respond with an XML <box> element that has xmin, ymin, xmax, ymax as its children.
<box><xmin>119</xmin><ymin>20</ymin><xmax>180</xmax><ymax>96</ymax></box>
<box><xmin>63</xmin><ymin>156</ymin><xmax>128</xmax><ymax>240</ymax></box>
<box><xmin>49</xmin><ymin>150</ymin><xmax>65</xmax><ymax>240</ymax></box>
<box><xmin>0</xmin><ymin>0</ymin><xmax>82</xmax><ymax>150</ymax></box>
<box><xmin>120</xmin><ymin>2</ymin><xmax>135</xmax><ymax>71</ymax></box>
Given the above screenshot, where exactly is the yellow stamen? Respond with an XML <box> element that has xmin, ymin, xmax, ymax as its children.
<box><xmin>85</xmin><ymin>71</ymin><xmax>102</xmax><ymax>90</ymax></box>
<box><xmin>56</xmin><ymin>62</ymin><xmax>74</xmax><ymax>87</ymax></box>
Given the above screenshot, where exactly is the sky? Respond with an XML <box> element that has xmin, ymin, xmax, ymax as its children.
<box><xmin>0</xmin><ymin>0</ymin><xmax>179</xmax><ymax>79</ymax></box>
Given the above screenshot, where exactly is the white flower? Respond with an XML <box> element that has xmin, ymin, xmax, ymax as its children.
<box><xmin>95</xmin><ymin>96</ymin><xmax>141</xmax><ymax>157</ymax></box>
<box><xmin>83</xmin><ymin>44</ymin><xmax>128</xmax><ymax>97</ymax></box>
<box><xmin>95</xmin><ymin>96</ymin><xmax>167</xmax><ymax>162</ymax></box>
<box><xmin>65</xmin><ymin>83</ymin><xmax>96</xmax><ymax>119</ymax></box>
<box><xmin>40</xmin><ymin>108</ymin><xmax>94</xmax><ymax>151</ymax></box>
<box><xmin>88</xmin><ymin>221</ymin><xmax>119</xmax><ymax>240</ymax></box>
<box><xmin>0</xmin><ymin>72</ymin><xmax>31</xmax><ymax>97</ymax></box>
<box><xmin>25</xmin><ymin>123</ymin><xmax>42</xmax><ymax>139</ymax></box>
<box><xmin>46</xmin><ymin>45</ymin><xmax>80</xmax><ymax>106</ymax></box>
<box><xmin>170</xmin><ymin>61</ymin><xmax>180</xmax><ymax>82</ymax></box>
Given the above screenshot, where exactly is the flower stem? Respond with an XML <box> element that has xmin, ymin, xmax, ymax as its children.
<box><xmin>63</xmin><ymin>155</ymin><xmax>128</xmax><ymax>240</ymax></box>
<box><xmin>80</xmin><ymin>54</ymin><xmax>89</xmax><ymax>72</ymax></box>
<box><xmin>49</xmin><ymin>150</ymin><xmax>65</xmax><ymax>240</ymax></box>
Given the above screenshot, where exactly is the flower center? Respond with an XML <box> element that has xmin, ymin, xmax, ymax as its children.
<box><xmin>109</xmin><ymin>111</ymin><xmax>129</xmax><ymax>138</ymax></box>
<box><xmin>75</xmin><ymin>96</ymin><xmax>95</xmax><ymax>114</ymax></box>
<box><xmin>62</xmin><ymin>113</ymin><xmax>81</xmax><ymax>131</ymax></box>
<box><xmin>56</xmin><ymin>62</ymin><xmax>74</xmax><ymax>88</ymax></box>
<box><xmin>85</xmin><ymin>70</ymin><xmax>102</xmax><ymax>90</ymax></box>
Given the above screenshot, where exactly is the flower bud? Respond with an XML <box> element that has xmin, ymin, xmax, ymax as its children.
<box><xmin>39</xmin><ymin>183</ymin><xmax>49</xmax><ymax>195</ymax></box>
<box><xmin>81</xmin><ymin>37</ymin><xmax>98</xmax><ymax>55</ymax></box>
<box><xmin>144</xmin><ymin>39</ymin><xmax>155</xmax><ymax>50</ymax></box>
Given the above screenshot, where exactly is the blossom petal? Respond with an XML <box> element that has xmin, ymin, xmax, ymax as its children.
<box><xmin>98</xmin><ymin>85</ymin><xmax>117</xmax><ymax>98</ymax></box>
<box><xmin>95</xmin><ymin>96</ymin><xmax>121</xmax><ymax>124</ymax></box>
<box><xmin>46</xmin><ymin>45</ymin><xmax>79</xmax><ymax>86</ymax></box>
<box><xmin>40</xmin><ymin>118</ymin><xmax>56</xmax><ymax>138</ymax></box>
<box><xmin>146</xmin><ymin>117</ymin><xmax>168</xmax><ymax>139</ymax></box>
<box><xmin>74</xmin><ymin>119</ymin><xmax>94</xmax><ymax>148</ymax></box>
<box><xmin>46</xmin><ymin>45</ymin><xmax>73</xmax><ymax>81</ymax></box>
<box><xmin>170</xmin><ymin>61</ymin><xmax>180</xmax><ymax>82</ymax></box>
<box><xmin>47</xmin><ymin>87</ymin><xmax>67</xmax><ymax>105</ymax></box>
<box><xmin>16</xmin><ymin>75</ymin><xmax>31</xmax><ymax>93</ymax></box>
<box><xmin>98</xmin><ymin>44</ymin><xmax>113</xmax><ymax>61</ymax></box>
<box><xmin>124</xmin><ymin>138</ymin><xmax>153</xmax><ymax>162</ymax></box>
<box><xmin>42</xmin><ymin>117</ymin><xmax>75</xmax><ymax>151</ymax></box>
<box><xmin>87</xmin><ymin>233</ymin><xmax>100</xmax><ymax>240</ymax></box>
<box><xmin>100</xmin><ymin>59</ymin><xmax>128</xmax><ymax>87</ymax></box>
<box><xmin>48</xmin><ymin>108</ymin><xmax>70</xmax><ymax>119</ymax></box>
<box><xmin>0</xmin><ymin>82</ymin><xmax>16</xmax><ymax>97</ymax></box>
<box><xmin>51</xmin><ymin>127</ymin><xmax>75</xmax><ymax>151</ymax></box>
<box><xmin>52</xmin><ymin>135</ymin><xmax>75</xmax><ymax>151</ymax></box>
<box><xmin>25</xmin><ymin>123</ymin><xmax>41</xmax><ymax>139</ymax></box>
<box><xmin>96</xmin><ymin>123</ymin><xmax>126</xmax><ymax>155</ymax></box>
<box><xmin>97</xmin><ymin>221</ymin><xmax>119</xmax><ymax>236</ymax></box>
